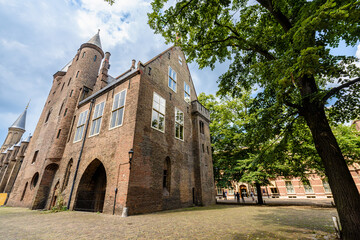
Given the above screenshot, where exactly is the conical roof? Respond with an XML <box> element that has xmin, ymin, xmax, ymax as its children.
<box><xmin>10</xmin><ymin>109</ymin><xmax>27</xmax><ymax>130</ymax></box>
<box><xmin>87</xmin><ymin>30</ymin><xmax>102</xmax><ymax>49</ymax></box>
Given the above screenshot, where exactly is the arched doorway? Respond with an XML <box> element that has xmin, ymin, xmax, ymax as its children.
<box><xmin>32</xmin><ymin>163</ymin><xmax>59</xmax><ymax>209</ymax></box>
<box><xmin>240</xmin><ymin>185</ymin><xmax>248</xmax><ymax>197</ymax></box>
<box><xmin>74</xmin><ymin>159</ymin><xmax>107</xmax><ymax>212</ymax></box>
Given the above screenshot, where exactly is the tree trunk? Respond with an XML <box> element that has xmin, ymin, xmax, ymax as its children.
<box><xmin>300</xmin><ymin>91</ymin><xmax>360</xmax><ymax>239</ymax></box>
<box><xmin>255</xmin><ymin>182</ymin><xmax>264</xmax><ymax>205</ymax></box>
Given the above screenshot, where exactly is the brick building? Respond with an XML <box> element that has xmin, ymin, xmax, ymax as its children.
<box><xmin>1</xmin><ymin>32</ymin><xmax>215</xmax><ymax>215</ymax></box>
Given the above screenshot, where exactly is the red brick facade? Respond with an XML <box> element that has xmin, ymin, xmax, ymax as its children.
<box><xmin>3</xmin><ymin>34</ymin><xmax>215</xmax><ymax>215</ymax></box>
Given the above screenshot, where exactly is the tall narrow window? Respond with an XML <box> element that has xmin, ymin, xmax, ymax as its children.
<box><xmin>62</xmin><ymin>159</ymin><xmax>73</xmax><ymax>191</ymax></box>
<box><xmin>74</xmin><ymin>110</ymin><xmax>88</xmax><ymax>142</ymax></box>
<box><xmin>184</xmin><ymin>82</ymin><xmax>191</xmax><ymax>103</ymax></box>
<box><xmin>82</xmin><ymin>52</ymin><xmax>86</xmax><ymax>58</ymax></box>
<box><xmin>199</xmin><ymin>120</ymin><xmax>204</xmax><ymax>134</ymax></box>
<box><xmin>61</xmin><ymin>82</ymin><xmax>65</xmax><ymax>91</ymax></box>
<box><xmin>90</xmin><ymin>101</ymin><xmax>105</xmax><ymax>136</ymax></box>
<box><xmin>67</xmin><ymin>116</ymin><xmax>76</xmax><ymax>142</ymax></box>
<box><xmin>45</xmin><ymin>109</ymin><xmax>52</xmax><ymax>123</ymax></box>
<box><xmin>76</xmin><ymin>71</ymin><xmax>80</xmax><ymax>78</ymax></box>
<box><xmin>285</xmin><ymin>181</ymin><xmax>295</xmax><ymax>194</ymax></box>
<box><xmin>178</xmin><ymin>55</ymin><xmax>182</xmax><ymax>65</ymax></box>
<box><xmin>175</xmin><ymin>108</ymin><xmax>184</xmax><ymax>140</ymax></box>
<box><xmin>110</xmin><ymin>90</ymin><xmax>126</xmax><ymax>129</ymax></box>
<box><xmin>168</xmin><ymin>66</ymin><xmax>177</xmax><ymax>92</ymax></box>
<box><xmin>59</xmin><ymin>102</ymin><xmax>65</xmax><ymax>116</ymax></box>
<box><xmin>151</xmin><ymin>92</ymin><xmax>166</xmax><ymax>132</ymax></box>
<box><xmin>20</xmin><ymin>182</ymin><xmax>28</xmax><ymax>201</ymax></box>
<box><xmin>31</xmin><ymin>150</ymin><xmax>39</xmax><ymax>164</ymax></box>
<box><xmin>94</xmin><ymin>55</ymin><xmax>97</xmax><ymax>62</ymax></box>
<box><xmin>67</xmin><ymin>78</ymin><xmax>71</xmax><ymax>86</ymax></box>
<box><xmin>57</xmin><ymin>129</ymin><xmax>61</xmax><ymax>138</ymax></box>
<box><xmin>63</xmin><ymin>108</ymin><xmax>68</xmax><ymax>117</ymax></box>
<box><xmin>70</xmin><ymin>90</ymin><xmax>73</xmax><ymax>97</ymax></box>
<box><xmin>163</xmin><ymin>157</ymin><xmax>171</xmax><ymax>193</ymax></box>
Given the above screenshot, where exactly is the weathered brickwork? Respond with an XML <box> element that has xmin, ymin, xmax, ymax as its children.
<box><xmin>2</xmin><ymin>33</ymin><xmax>215</xmax><ymax>214</ymax></box>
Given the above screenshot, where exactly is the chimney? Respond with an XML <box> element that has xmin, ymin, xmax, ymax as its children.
<box><xmin>131</xmin><ymin>59</ymin><xmax>136</xmax><ymax>70</ymax></box>
<box><xmin>93</xmin><ymin>52</ymin><xmax>111</xmax><ymax>92</ymax></box>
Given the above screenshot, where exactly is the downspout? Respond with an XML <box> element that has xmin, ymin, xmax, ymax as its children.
<box><xmin>67</xmin><ymin>99</ymin><xmax>95</xmax><ymax>210</ymax></box>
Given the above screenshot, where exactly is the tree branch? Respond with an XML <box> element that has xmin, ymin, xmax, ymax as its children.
<box><xmin>214</xmin><ymin>20</ymin><xmax>276</xmax><ymax>61</ymax></box>
<box><xmin>256</xmin><ymin>0</ymin><xmax>292</xmax><ymax>32</ymax></box>
<box><xmin>322</xmin><ymin>77</ymin><xmax>360</xmax><ymax>102</ymax></box>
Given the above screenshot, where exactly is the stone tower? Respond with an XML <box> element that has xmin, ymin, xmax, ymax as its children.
<box><xmin>6</xmin><ymin>31</ymin><xmax>105</xmax><ymax>209</ymax></box>
<box><xmin>0</xmin><ymin>107</ymin><xmax>27</xmax><ymax>153</ymax></box>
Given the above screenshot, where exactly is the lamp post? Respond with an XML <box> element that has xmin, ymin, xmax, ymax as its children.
<box><xmin>112</xmin><ymin>149</ymin><xmax>134</xmax><ymax>215</ymax></box>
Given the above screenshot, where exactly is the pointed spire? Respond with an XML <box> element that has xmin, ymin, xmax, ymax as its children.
<box><xmin>10</xmin><ymin>107</ymin><xmax>27</xmax><ymax>130</ymax></box>
<box><xmin>86</xmin><ymin>30</ymin><xmax>102</xmax><ymax>49</ymax></box>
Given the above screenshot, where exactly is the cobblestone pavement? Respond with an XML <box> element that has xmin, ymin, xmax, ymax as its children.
<box><xmin>0</xmin><ymin>205</ymin><xmax>337</xmax><ymax>239</ymax></box>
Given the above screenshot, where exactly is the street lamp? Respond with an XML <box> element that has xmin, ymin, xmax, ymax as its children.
<box><xmin>128</xmin><ymin>149</ymin><xmax>134</xmax><ymax>165</ymax></box>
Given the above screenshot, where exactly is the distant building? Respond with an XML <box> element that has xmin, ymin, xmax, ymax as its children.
<box><xmin>0</xmin><ymin>32</ymin><xmax>215</xmax><ymax>215</ymax></box>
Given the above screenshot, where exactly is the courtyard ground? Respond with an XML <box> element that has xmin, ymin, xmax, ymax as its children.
<box><xmin>0</xmin><ymin>205</ymin><xmax>337</xmax><ymax>239</ymax></box>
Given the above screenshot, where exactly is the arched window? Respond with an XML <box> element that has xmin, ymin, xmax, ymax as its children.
<box><xmin>20</xmin><ymin>182</ymin><xmax>28</xmax><ymax>201</ymax></box>
<box><xmin>62</xmin><ymin>159</ymin><xmax>73</xmax><ymax>191</ymax></box>
<box><xmin>163</xmin><ymin>157</ymin><xmax>171</xmax><ymax>193</ymax></box>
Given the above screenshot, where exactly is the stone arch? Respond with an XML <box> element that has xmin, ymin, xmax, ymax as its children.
<box><xmin>74</xmin><ymin>159</ymin><xmax>107</xmax><ymax>212</ymax></box>
<box><xmin>32</xmin><ymin>163</ymin><xmax>59</xmax><ymax>209</ymax></box>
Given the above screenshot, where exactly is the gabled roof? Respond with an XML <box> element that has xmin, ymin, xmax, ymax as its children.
<box><xmin>10</xmin><ymin>109</ymin><xmax>27</xmax><ymax>130</ymax></box>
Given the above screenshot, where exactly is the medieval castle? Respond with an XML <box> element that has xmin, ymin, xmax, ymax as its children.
<box><xmin>0</xmin><ymin>32</ymin><xmax>215</xmax><ymax>215</ymax></box>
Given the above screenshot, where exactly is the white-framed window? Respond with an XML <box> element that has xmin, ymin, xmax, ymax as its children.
<box><xmin>228</xmin><ymin>188</ymin><xmax>234</xmax><ymax>195</ymax></box>
<box><xmin>175</xmin><ymin>108</ymin><xmax>184</xmax><ymax>140</ymax></box>
<box><xmin>285</xmin><ymin>181</ymin><xmax>295</xmax><ymax>194</ymax></box>
<box><xmin>168</xmin><ymin>66</ymin><xmax>177</xmax><ymax>92</ymax></box>
<box><xmin>151</xmin><ymin>92</ymin><xmax>166</xmax><ymax>132</ymax></box>
<box><xmin>184</xmin><ymin>82</ymin><xmax>191</xmax><ymax>103</ymax></box>
<box><xmin>322</xmin><ymin>180</ymin><xmax>331</xmax><ymax>193</ymax></box>
<box><xmin>303</xmin><ymin>183</ymin><xmax>313</xmax><ymax>193</ymax></box>
<box><xmin>89</xmin><ymin>101</ymin><xmax>105</xmax><ymax>136</ymax></box>
<box><xmin>217</xmin><ymin>187</ymin><xmax>222</xmax><ymax>195</ymax></box>
<box><xmin>74</xmin><ymin>110</ymin><xmax>88</xmax><ymax>142</ymax></box>
<box><xmin>178</xmin><ymin>56</ymin><xmax>182</xmax><ymax>65</ymax></box>
<box><xmin>110</xmin><ymin>90</ymin><xmax>126</xmax><ymax>129</ymax></box>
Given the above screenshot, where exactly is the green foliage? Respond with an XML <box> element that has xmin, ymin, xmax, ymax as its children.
<box><xmin>50</xmin><ymin>190</ymin><xmax>67</xmax><ymax>213</ymax></box>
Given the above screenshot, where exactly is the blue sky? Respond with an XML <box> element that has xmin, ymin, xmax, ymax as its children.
<box><xmin>0</xmin><ymin>0</ymin><xmax>359</xmax><ymax>145</ymax></box>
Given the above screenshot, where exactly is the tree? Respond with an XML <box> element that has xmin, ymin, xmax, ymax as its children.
<box><xmin>147</xmin><ymin>1</ymin><xmax>360</xmax><ymax>237</ymax></box>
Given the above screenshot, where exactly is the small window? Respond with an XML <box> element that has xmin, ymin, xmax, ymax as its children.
<box><xmin>76</xmin><ymin>71</ymin><xmax>80</xmax><ymax>78</ymax></box>
<box><xmin>31</xmin><ymin>150</ymin><xmax>39</xmax><ymax>164</ymax></box>
<box><xmin>168</xmin><ymin>66</ymin><xmax>177</xmax><ymax>92</ymax></box>
<box><xmin>45</xmin><ymin>109</ymin><xmax>52</xmax><ymax>123</ymax></box>
<box><xmin>199</xmin><ymin>120</ymin><xmax>204</xmax><ymax>134</ymax></box>
<box><xmin>178</xmin><ymin>55</ymin><xmax>182</xmax><ymax>65</ymax></box>
<box><xmin>168</xmin><ymin>52</ymin><xmax>171</xmax><ymax>59</ymax></box>
<box><xmin>82</xmin><ymin>52</ymin><xmax>86</xmax><ymax>58</ymax></box>
<box><xmin>163</xmin><ymin>157</ymin><xmax>171</xmax><ymax>192</ymax></box>
<box><xmin>322</xmin><ymin>180</ymin><xmax>331</xmax><ymax>193</ymax></box>
<box><xmin>70</xmin><ymin>90</ymin><xmax>73</xmax><ymax>97</ymax></box>
<box><xmin>304</xmin><ymin>183</ymin><xmax>313</xmax><ymax>193</ymax></box>
<box><xmin>94</xmin><ymin>55</ymin><xmax>97</xmax><ymax>62</ymax></box>
<box><xmin>59</xmin><ymin>102</ymin><xmax>65</xmax><ymax>116</ymax></box>
<box><xmin>202</xmin><ymin>144</ymin><xmax>205</xmax><ymax>153</ymax></box>
<box><xmin>110</xmin><ymin>90</ymin><xmax>126</xmax><ymax>129</ymax></box>
<box><xmin>74</xmin><ymin>110</ymin><xmax>88</xmax><ymax>142</ymax></box>
<box><xmin>184</xmin><ymin>82</ymin><xmax>191</xmax><ymax>103</ymax></box>
<box><xmin>61</xmin><ymin>82</ymin><xmax>65</xmax><ymax>91</ymax></box>
<box><xmin>67</xmin><ymin>78</ymin><xmax>71</xmax><ymax>86</ymax></box>
<box><xmin>63</xmin><ymin>108</ymin><xmax>68</xmax><ymax>117</ymax></box>
<box><xmin>67</xmin><ymin>116</ymin><xmax>76</xmax><ymax>142</ymax></box>
<box><xmin>151</xmin><ymin>92</ymin><xmax>166</xmax><ymax>132</ymax></box>
<box><xmin>285</xmin><ymin>181</ymin><xmax>295</xmax><ymax>194</ymax></box>
<box><xmin>175</xmin><ymin>108</ymin><xmax>184</xmax><ymax>140</ymax></box>
<box><xmin>62</xmin><ymin>159</ymin><xmax>73</xmax><ymax>191</ymax></box>
<box><xmin>57</xmin><ymin>129</ymin><xmax>61</xmax><ymax>138</ymax></box>
<box><xmin>148</xmin><ymin>67</ymin><xmax>151</xmax><ymax>75</ymax></box>
<box><xmin>20</xmin><ymin>182</ymin><xmax>28</xmax><ymax>201</ymax></box>
<box><xmin>90</xmin><ymin>101</ymin><xmax>105</xmax><ymax>136</ymax></box>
